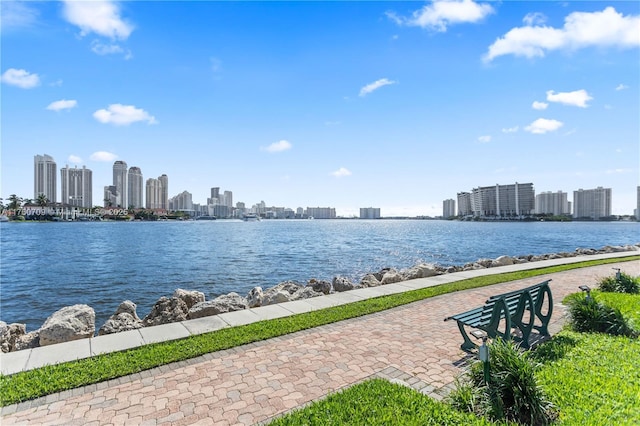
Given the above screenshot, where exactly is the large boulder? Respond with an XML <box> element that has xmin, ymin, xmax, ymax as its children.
<box><xmin>263</xmin><ymin>281</ymin><xmax>304</xmax><ymax>305</ymax></box>
<box><xmin>98</xmin><ymin>300</ymin><xmax>143</xmax><ymax>336</ymax></box>
<box><xmin>0</xmin><ymin>321</ymin><xmax>26</xmax><ymax>353</ymax></box>
<box><xmin>332</xmin><ymin>276</ymin><xmax>355</xmax><ymax>292</ymax></box>
<box><xmin>360</xmin><ymin>274</ymin><xmax>381</xmax><ymax>287</ymax></box>
<box><xmin>491</xmin><ymin>255</ymin><xmax>514</xmax><ymax>267</ymax></box>
<box><xmin>143</xmin><ymin>297</ymin><xmax>189</xmax><ymax>327</ymax></box>
<box><xmin>307</xmin><ymin>279</ymin><xmax>331</xmax><ymax>295</ymax></box>
<box><xmin>173</xmin><ymin>289</ymin><xmax>205</xmax><ymax>309</ymax></box>
<box><xmin>246</xmin><ymin>287</ymin><xmax>264</xmax><ymax>308</ymax></box>
<box><xmin>292</xmin><ymin>287</ymin><xmax>324</xmax><ymax>300</ymax></box>
<box><xmin>380</xmin><ymin>270</ymin><xmax>404</xmax><ymax>285</ymax></box>
<box><xmin>402</xmin><ymin>264</ymin><xmax>439</xmax><ymax>280</ymax></box>
<box><xmin>39</xmin><ymin>304</ymin><xmax>95</xmax><ymax>347</ymax></box>
<box><xmin>15</xmin><ymin>331</ymin><xmax>40</xmax><ymax>351</ymax></box>
<box><xmin>188</xmin><ymin>293</ymin><xmax>247</xmax><ymax>319</ymax></box>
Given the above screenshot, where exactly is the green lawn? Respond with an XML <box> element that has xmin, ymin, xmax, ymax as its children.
<box><xmin>0</xmin><ymin>256</ymin><xmax>637</xmax><ymax>407</ymax></box>
<box><xmin>270</xmin><ymin>284</ymin><xmax>640</xmax><ymax>425</ymax></box>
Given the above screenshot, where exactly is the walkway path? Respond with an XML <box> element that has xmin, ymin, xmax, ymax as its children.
<box><xmin>1</xmin><ymin>255</ymin><xmax>638</xmax><ymax>425</ymax></box>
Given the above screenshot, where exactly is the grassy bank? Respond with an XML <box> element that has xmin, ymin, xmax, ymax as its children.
<box><xmin>1</xmin><ymin>255</ymin><xmax>638</xmax><ymax>407</ymax></box>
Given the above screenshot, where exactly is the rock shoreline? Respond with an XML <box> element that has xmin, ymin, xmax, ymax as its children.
<box><xmin>2</xmin><ymin>244</ymin><xmax>638</xmax><ymax>353</ymax></box>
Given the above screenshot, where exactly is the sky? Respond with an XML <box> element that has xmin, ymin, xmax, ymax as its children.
<box><xmin>1</xmin><ymin>0</ymin><xmax>639</xmax><ymax>217</ymax></box>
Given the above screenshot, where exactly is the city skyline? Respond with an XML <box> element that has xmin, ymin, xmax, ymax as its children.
<box><xmin>2</xmin><ymin>1</ymin><xmax>639</xmax><ymax>216</ymax></box>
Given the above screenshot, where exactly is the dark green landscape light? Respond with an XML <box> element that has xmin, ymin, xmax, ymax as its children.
<box><xmin>472</xmin><ymin>330</ymin><xmax>490</xmax><ymax>384</ymax></box>
<box><xmin>579</xmin><ymin>285</ymin><xmax>592</xmax><ymax>301</ymax></box>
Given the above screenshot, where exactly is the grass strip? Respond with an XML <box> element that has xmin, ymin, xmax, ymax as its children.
<box><xmin>536</xmin><ymin>330</ymin><xmax>640</xmax><ymax>425</ymax></box>
<box><xmin>268</xmin><ymin>378</ymin><xmax>494</xmax><ymax>425</ymax></box>
<box><xmin>1</xmin><ymin>255</ymin><xmax>637</xmax><ymax>406</ymax></box>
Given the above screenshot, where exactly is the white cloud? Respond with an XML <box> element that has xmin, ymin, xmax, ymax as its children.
<box><xmin>90</xmin><ymin>40</ymin><xmax>128</xmax><ymax>56</ymax></box>
<box><xmin>62</xmin><ymin>0</ymin><xmax>133</xmax><ymax>40</ymax></box>
<box><xmin>484</xmin><ymin>7</ymin><xmax>640</xmax><ymax>62</ymax></box>
<box><xmin>1</xmin><ymin>1</ymin><xmax>39</xmax><ymax>31</ymax></box>
<box><xmin>261</xmin><ymin>140</ymin><xmax>292</xmax><ymax>153</ymax></box>
<box><xmin>523</xmin><ymin>12</ymin><xmax>547</xmax><ymax>26</ymax></box>
<box><xmin>50</xmin><ymin>79</ymin><xmax>63</xmax><ymax>87</ymax></box>
<box><xmin>46</xmin><ymin>99</ymin><xmax>78</xmax><ymax>111</ymax></box>
<box><xmin>359</xmin><ymin>78</ymin><xmax>397</xmax><ymax>97</ymax></box>
<box><xmin>615</xmin><ymin>83</ymin><xmax>629</xmax><ymax>91</ymax></box>
<box><xmin>606</xmin><ymin>168</ymin><xmax>634</xmax><ymax>174</ymax></box>
<box><xmin>93</xmin><ymin>104</ymin><xmax>157</xmax><ymax>126</ymax></box>
<box><xmin>502</xmin><ymin>126</ymin><xmax>519</xmax><ymax>133</ymax></box>
<box><xmin>525</xmin><ymin>118</ymin><xmax>564</xmax><ymax>134</ymax></box>
<box><xmin>1</xmin><ymin>68</ymin><xmax>40</xmax><ymax>88</ymax></box>
<box><xmin>478</xmin><ymin>135</ymin><xmax>491</xmax><ymax>143</ymax></box>
<box><xmin>330</xmin><ymin>167</ymin><xmax>352</xmax><ymax>178</ymax></box>
<box><xmin>532</xmin><ymin>101</ymin><xmax>548</xmax><ymax>110</ymax></box>
<box><xmin>546</xmin><ymin>89</ymin><xmax>593</xmax><ymax>107</ymax></box>
<box><xmin>68</xmin><ymin>155</ymin><xmax>83</xmax><ymax>164</ymax></box>
<box><xmin>90</xmin><ymin>151</ymin><xmax>118</xmax><ymax>162</ymax></box>
<box><xmin>387</xmin><ymin>0</ymin><xmax>494</xmax><ymax>32</ymax></box>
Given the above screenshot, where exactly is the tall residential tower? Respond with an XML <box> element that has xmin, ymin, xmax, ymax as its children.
<box><xmin>112</xmin><ymin>160</ymin><xmax>128</xmax><ymax>208</ymax></box>
<box><xmin>34</xmin><ymin>154</ymin><xmax>57</xmax><ymax>202</ymax></box>
<box><xmin>127</xmin><ymin>167</ymin><xmax>144</xmax><ymax>209</ymax></box>
<box><xmin>60</xmin><ymin>165</ymin><xmax>92</xmax><ymax>207</ymax></box>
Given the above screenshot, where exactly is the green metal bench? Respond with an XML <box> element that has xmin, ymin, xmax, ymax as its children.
<box><xmin>444</xmin><ymin>279</ymin><xmax>553</xmax><ymax>351</ymax></box>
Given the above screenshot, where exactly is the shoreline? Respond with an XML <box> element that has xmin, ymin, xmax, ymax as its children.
<box><xmin>1</xmin><ymin>244</ymin><xmax>638</xmax><ymax>355</ymax></box>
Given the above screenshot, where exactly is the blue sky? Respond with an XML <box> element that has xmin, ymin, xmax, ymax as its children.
<box><xmin>1</xmin><ymin>0</ymin><xmax>639</xmax><ymax>216</ymax></box>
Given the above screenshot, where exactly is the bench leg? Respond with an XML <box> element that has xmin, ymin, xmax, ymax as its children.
<box><xmin>534</xmin><ymin>285</ymin><xmax>554</xmax><ymax>336</ymax></box>
<box><xmin>456</xmin><ymin>321</ymin><xmax>477</xmax><ymax>352</ymax></box>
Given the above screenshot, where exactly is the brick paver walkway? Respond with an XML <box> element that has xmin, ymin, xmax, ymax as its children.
<box><xmin>2</xmin><ymin>261</ymin><xmax>638</xmax><ymax>425</ymax></box>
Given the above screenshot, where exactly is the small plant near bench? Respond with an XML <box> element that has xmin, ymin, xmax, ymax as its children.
<box><xmin>566</xmin><ymin>293</ymin><xmax>638</xmax><ymax>337</ymax></box>
<box><xmin>597</xmin><ymin>270</ymin><xmax>639</xmax><ymax>294</ymax></box>
<box><xmin>448</xmin><ymin>338</ymin><xmax>557</xmax><ymax>425</ymax></box>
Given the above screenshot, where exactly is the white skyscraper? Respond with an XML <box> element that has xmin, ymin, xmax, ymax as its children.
<box><xmin>127</xmin><ymin>167</ymin><xmax>144</xmax><ymax>209</ymax></box>
<box><xmin>535</xmin><ymin>191</ymin><xmax>570</xmax><ymax>216</ymax></box>
<box><xmin>442</xmin><ymin>199</ymin><xmax>456</xmax><ymax>218</ymax></box>
<box><xmin>61</xmin><ymin>165</ymin><xmax>92</xmax><ymax>207</ymax></box>
<box><xmin>112</xmin><ymin>161</ymin><xmax>128</xmax><ymax>207</ymax></box>
<box><xmin>158</xmin><ymin>174</ymin><xmax>168</xmax><ymax>210</ymax></box>
<box><xmin>573</xmin><ymin>187</ymin><xmax>612</xmax><ymax>220</ymax></box>
<box><xmin>34</xmin><ymin>154</ymin><xmax>57</xmax><ymax>202</ymax></box>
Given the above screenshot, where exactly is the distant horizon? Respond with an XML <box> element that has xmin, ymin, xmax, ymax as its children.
<box><xmin>5</xmin><ymin>153</ymin><xmax>638</xmax><ymax>219</ymax></box>
<box><xmin>2</xmin><ymin>1</ymin><xmax>638</xmax><ymax>217</ymax></box>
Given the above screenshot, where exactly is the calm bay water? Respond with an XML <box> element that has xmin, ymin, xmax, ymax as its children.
<box><xmin>1</xmin><ymin>219</ymin><xmax>638</xmax><ymax>332</ymax></box>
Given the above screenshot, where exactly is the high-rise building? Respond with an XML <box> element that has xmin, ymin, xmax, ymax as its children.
<box><xmin>457</xmin><ymin>192</ymin><xmax>472</xmax><ymax>216</ymax></box>
<box><xmin>306</xmin><ymin>207</ymin><xmax>336</xmax><ymax>219</ymax></box>
<box><xmin>145</xmin><ymin>178</ymin><xmax>161</xmax><ymax>209</ymax></box>
<box><xmin>442</xmin><ymin>199</ymin><xmax>455</xmax><ymax>218</ymax></box>
<box><xmin>573</xmin><ymin>187</ymin><xmax>612</xmax><ymax>220</ymax></box>
<box><xmin>360</xmin><ymin>207</ymin><xmax>381</xmax><ymax>219</ymax></box>
<box><xmin>127</xmin><ymin>167</ymin><xmax>143</xmax><ymax>209</ymax></box>
<box><xmin>158</xmin><ymin>174</ymin><xmax>168</xmax><ymax>210</ymax></box>
<box><xmin>104</xmin><ymin>185</ymin><xmax>117</xmax><ymax>207</ymax></box>
<box><xmin>61</xmin><ymin>165</ymin><xmax>92</xmax><ymax>207</ymax></box>
<box><xmin>169</xmin><ymin>191</ymin><xmax>193</xmax><ymax>211</ymax></box>
<box><xmin>112</xmin><ymin>160</ymin><xmax>128</xmax><ymax>207</ymax></box>
<box><xmin>34</xmin><ymin>154</ymin><xmax>57</xmax><ymax>202</ymax></box>
<box><xmin>535</xmin><ymin>191</ymin><xmax>570</xmax><ymax>216</ymax></box>
<box><xmin>223</xmin><ymin>191</ymin><xmax>233</xmax><ymax>208</ymax></box>
<box><xmin>468</xmin><ymin>182</ymin><xmax>535</xmax><ymax>217</ymax></box>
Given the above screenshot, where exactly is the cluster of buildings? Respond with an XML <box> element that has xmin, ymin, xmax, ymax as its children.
<box><xmin>30</xmin><ymin>154</ymin><xmax>349</xmax><ymax>219</ymax></box>
<box><xmin>443</xmin><ymin>182</ymin><xmax>640</xmax><ymax>221</ymax></box>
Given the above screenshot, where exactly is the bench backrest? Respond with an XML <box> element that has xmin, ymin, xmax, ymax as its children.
<box><xmin>478</xmin><ymin>279</ymin><xmax>551</xmax><ymax>326</ymax></box>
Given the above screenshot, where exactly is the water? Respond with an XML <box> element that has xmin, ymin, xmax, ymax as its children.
<box><xmin>1</xmin><ymin>220</ymin><xmax>638</xmax><ymax>332</ymax></box>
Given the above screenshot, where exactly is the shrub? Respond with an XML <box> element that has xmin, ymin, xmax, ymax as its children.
<box><xmin>567</xmin><ymin>295</ymin><xmax>638</xmax><ymax>337</ymax></box>
<box><xmin>598</xmin><ymin>272</ymin><xmax>639</xmax><ymax>294</ymax></box>
<box><xmin>448</xmin><ymin>338</ymin><xmax>556</xmax><ymax>425</ymax></box>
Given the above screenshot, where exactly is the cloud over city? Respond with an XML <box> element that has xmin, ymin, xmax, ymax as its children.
<box><xmin>93</xmin><ymin>104</ymin><xmax>157</xmax><ymax>126</ymax></box>
<box><xmin>89</xmin><ymin>151</ymin><xmax>118</xmax><ymax>162</ymax></box>
<box><xmin>387</xmin><ymin>0</ymin><xmax>494</xmax><ymax>32</ymax></box>
<box><xmin>1</xmin><ymin>68</ymin><xmax>40</xmax><ymax>88</ymax></box>
<box><xmin>330</xmin><ymin>167</ymin><xmax>352</xmax><ymax>178</ymax></box>
<box><xmin>525</xmin><ymin>118</ymin><xmax>564</xmax><ymax>134</ymax></box>
<box><xmin>546</xmin><ymin>89</ymin><xmax>593</xmax><ymax>108</ymax></box>
<box><xmin>484</xmin><ymin>6</ymin><xmax>640</xmax><ymax>62</ymax></box>
<box><xmin>261</xmin><ymin>140</ymin><xmax>292</xmax><ymax>153</ymax></box>
<box><xmin>46</xmin><ymin>99</ymin><xmax>78</xmax><ymax>111</ymax></box>
<box><xmin>359</xmin><ymin>78</ymin><xmax>396</xmax><ymax>97</ymax></box>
